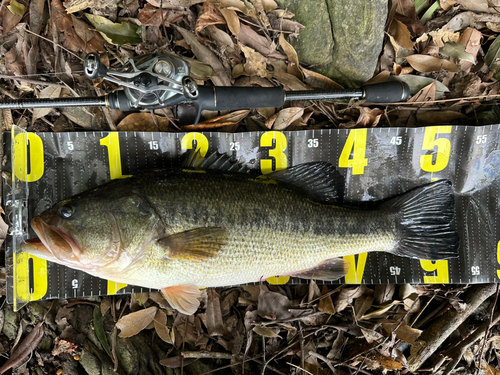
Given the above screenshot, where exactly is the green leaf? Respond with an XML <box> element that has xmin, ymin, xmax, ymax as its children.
<box><xmin>485</xmin><ymin>35</ymin><xmax>500</xmax><ymax>80</ymax></box>
<box><xmin>390</xmin><ymin>75</ymin><xmax>448</xmax><ymax>99</ymax></box>
<box><xmin>420</xmin><ymin>1</ymin><xmax>440</xmax><ymax>25</ymax></box>
<box><xmin>93</xmin><ymin>306</ymin><xmax>112</xmax><ymax>358</ymax></box>
<box><xmin>440</xmin><ymin>42</ymin><xmax>475</xmax><ymax>63</ymax></box>
<box><xmin>85</xmin><ymin>13</ymin><xmax>142</xmax><ymax>46</ymax></box>
<box><xmin>7</xmin><ymin>0</ymin><xmax>26</xmax><ymax>16</ymax></box>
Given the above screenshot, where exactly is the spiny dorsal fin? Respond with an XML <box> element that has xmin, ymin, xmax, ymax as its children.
<box><xmin>268</xmin><ymin>162</ymin><xmax>344</xmax><ymax>204</ymax></box>
<box><xmin>158</xmin><ymin>227</ymin><xmax>228</xmax><ymax>261</ymax></box>
<box><xmin>288</xmin><ymin>258</ymin><xmax>350</xmax><ymax>281</ymax></box>
<box><xmin>182</xmin><ymin>149</ymin><xmax>251</xmax><ymax>173</ymax></box>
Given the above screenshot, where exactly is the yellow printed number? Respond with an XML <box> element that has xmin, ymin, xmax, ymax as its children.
<box><xmin>420</xmin><ymin>126</ymin><xmax>452</xmax><ymax>173</ymax></box>
<box><xmin>100</xmin><ymin>133</ymin><xmax>132</xmax><ymax>180</ymax></box>
<box><xmin>343</xmin><ymin>253</ymin><xmax>367</xmax><ymax>284</ymax></box>
<box><xmin>339</xmin><ymin>129</ymin><xmax>368</xmax><ymax>175</ymax></box>
<box><xmin>181</xmin><ymin>133</ymin><xmax>209</xmax><ymax>157</ymax></box>
<box><xmin>14</xmin><ymin>252</ymin><xmax>47</xmax><ymax>301</ymax></box>
<box><xmin>260</xmin><ymin>131</ymin><xmax>287</xmax><ymax>174</ymax></box>
<box><xmin>497</xmin><ymin>241</ymin><xmax>500</xmax><ymax>279</ymax></box>
<box><xmin>420</xmin><ymin>260</ymin><xmax>449</xmax><ymax>283</ymax></box>
<box><xmin>14</xmin><ymin>133</ymin><xmax>44</xmax><ymax>182</ymax></box>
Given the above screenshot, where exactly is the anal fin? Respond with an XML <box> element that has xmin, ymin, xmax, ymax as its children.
<box><xmin>289</xmin><ymin>258</ymin><xmax>350</xmax><ymax>281</ymax></box>
<box><xmin>161</xmin><ymin>285</ymin><xmax>201</xmax><ymax>315</ymax></box>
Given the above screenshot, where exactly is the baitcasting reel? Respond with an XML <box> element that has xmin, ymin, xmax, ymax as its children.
<box><xmin>1</xmin><ymin>53</ymin><xmax>411</xmax><ymax>126</ymax></box>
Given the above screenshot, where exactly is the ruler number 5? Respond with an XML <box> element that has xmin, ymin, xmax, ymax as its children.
<box><xmin>476</xmin><ymin>135</ymin><xmax>487</xmax><ymax>144</ymax></box>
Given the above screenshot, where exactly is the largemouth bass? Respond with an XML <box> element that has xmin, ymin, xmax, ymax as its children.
<box><xmin>22</xmin><ymin>159</ymin><xmax>459</xmax><ymax>315</ymax></box>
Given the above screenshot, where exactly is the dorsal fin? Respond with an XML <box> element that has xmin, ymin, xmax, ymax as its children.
<box><xmin>268</xmin><ymin>162</ymin><xmax>344</xmax><ymax>204</ymax></box>
<box><xmin>182</xmin><ymin>149</ymin><xmax>251</xmax><ymax>173</ymax></box>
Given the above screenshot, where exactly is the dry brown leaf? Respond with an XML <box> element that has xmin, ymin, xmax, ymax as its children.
<box><xmin>176</xmin><ymin>26</ymin><xmax>232</xmax><ymax>86</ymax></box>
<box><xmin>429</xmin><ymin>25</ymin><xmax>460</xmax><ymax>48</ymax></box>
<box><xmin>394</xmin><ymin>0</ymin><xmax>426</xmax><ymax>36</ymax></box>
<box><xmin>2</xmin><ymin>0</ymin><xmax>24</xmax><ymax>34</ymax></box>
<box><xmin>159</xmin><ymin>355</ymin><xmax>197</xmax><ymax>368</ymax></box>
<box><xmin>354</xmin><ymin>294</ymin><xmax>374</xmax><ymax>319</ymax></box>
<box><xmin>334</xmin><ymin>286</ymin><xmax>365</xmax><ymax>313</ymax></box>
<box><xmin>240</xmin><ymin>44</ymin><xmax>269</xmax><ymax>78</ymax></box>
<box><xmin>277</xmin><ymin>18</ymin><xmax>305</xmax><ymax>37</ymax></box>
<box><xmin>417</xmin><ymin>110</ymin><xmax>468</xmax><ymax>124</ymax></box>
<box><xmin>381</xmin><ymin>323</ymin><xmax>422</xmax><ymax>344</ymax></box>
<box><xmin>262</xmin><ymin>0</ymin><xmax>277</xmax><ymax>11</ymax></box>
<box><xmin>146</xmin><ymin>0</ymin><xmax>204</xmax><ymax>7</ymax></box>
<box><xmin>387</xmin><ymin>34</ymin><xmax>413</xmax><ymax>65</ymax></box>
<box><xmin>360</xmin><ymin>327</ymin><xmax>384</xmax><ymax>344</ymax></box>
<box><xmin>406</xmin><ymin>54</ymin><xmax>459</xmax><ymax>73</ymax></box>
<box><xmin>389</xmin><ymin>19</ymin><xmax>414</xmax><ymax>51</ymax></box>
<box><xmin>440</xmin><ymin>0</ymin><xmax>458</xmax><ymax>11</ymax></box>
<box><xmin>116</xmin><ymin>306</ymin><xmax>158</xmax><ymax>338</ymax></box>
<box><xmin>408</xmin><ymin>82</ymin><xmax>436</xmax><ymax>105</ymax></box>
<box><xmin>52</xmin><ymin>0</ymin><xmax>105</xmax><ymax>53</ymax></box>
<box><xmin>257</xmin><ymin>107</ymin><xmax>275</xmax><ymax>119</ymax></box>
<box><xmin>206</xmin><ymin>289</ymin><xmax>224</xmax><ymax>336</ymax></box>
<box><xmin>219</xmin><ymin>8</ymin><xmax>240</xmax><ymax>35</ymax></box>
<box><xmin>257</xmin><ymin>290</ymin><xmax>292</xmax><ymax>320</ymax></box>
<box><xmin>279</xmin><ymin>33</ymin><xmax>303</xmax><ymax>80</ymax></box>
<box><xmin>250</xmin><ymin>0</ymin><xmax>270</xmax><ymax>26</ymax></box>
<box><xmin>237</xmin><ymin>23</ymin><xmax>285</xmax><ymax>60</ymax></box>
<box><xmin>0</xmin><ymin>323</ymin><xmax>44</xmax><ymax>374</ymax></box>
<box><xmin>273</xmin><ymin>71</ymin><xmax>309</xmax><ymax>90</ymax></box>
<box><xmin>117</xmin><ymin>113</ymin><xmax>170</xmax><ymax>131</ymax></box>
<box><xmin>318</xmin><ymin>285</ymin><xmax>336</xmax><ymax>315</ymax></box>
<box><xmin>253</xmin><ymin>326</ymin><xmax>281</xmax><ymax>338</ymax></box>
<box><xmin>456</xmin><ymin>0</ymin><xmax>488</xmax><ymax>12</ymax></box>
<box><xmin>272</xmin><ymin>107</ymin><xmax>304</xmax><ymax>130</ymax></box>
<box><xmin>181</xmin><ymin>109</ymin><xmax>250</xmax><ymax>130</ymax></box>
<box><xmin>301</xmin><ymin>67</ymin><xmax>343</xmax><ymax>89</ymax></box>
<box><xmin>355</xmin><ymin>107</ymin><xmax>383</xmax><ymax>128</ymax></box>
<box><xmin>195</xmin><ymin>3</ymin><xmax>226</xmax><ymax>32</ymax></box>
<box><xmin>5</xmin><ymin>44</ymin><xmax>26</xmax><ymax>77</ymax></box>
<box><xmin>32</xmin><ymin>86</ymin><xmax>62</xmax><ymax>122</ymax></box>
<box><xmin>154</xmin><ymin>309</ymin><xmax>173</xmax><ymax>344</ymax></box>
<box><xmin>458</xmin><ymin>27</ymin><xmax>482</xmax><ymax>72</ymax></box>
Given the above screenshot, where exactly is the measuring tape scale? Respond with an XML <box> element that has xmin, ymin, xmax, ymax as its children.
<box><xmin>4</xmin><ymin>125</ymin><xmax>500</xmax><ymax>308</ymax></box>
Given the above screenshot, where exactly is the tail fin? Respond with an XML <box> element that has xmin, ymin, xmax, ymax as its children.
<box><xmin>385</xmin><ymin>180</ymin><xmax>459</xmax><ymax>261</ymax></box>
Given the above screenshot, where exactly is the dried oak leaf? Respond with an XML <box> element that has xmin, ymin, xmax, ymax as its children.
<box><xmin>2</xmin><ymin>0</ymin><xmax>25</xmax><ymax>34</ymax></box>
<box><xmin>154</xmin><ymin>309</ymin><xmax>174</xmax><ymax>344</ymax></box>
<box><xmin>195</xmin><ymin>3</ymin><xmax>226</xmax><ymax>33</ymax></box>
<box><xmin>406</xmin><ymin>54</ymin><xmax>460</xmax><ymax>73</ymax></box>
<box><xmin>240</xmin><ymin>44</ymin><xmax>269</xmax><ymax>78</ymax></box>
<box><xmin>318</xmin><ymin>285</ymin><xmax>335</xmax><ymax>315</ymax></box>
<box><xmin>117</xmin><ymin>113</ymin><xmax>170</xmax><ymax>131</ymax></box>
<box><xmin>389</xmin><ymin>19</ymin><xmax>413</xmax><ymax>51</ymax></box>
<box><xmin>116</xmin><ymin>306</ymin><xmax>158</xmax><ymax>338</ymax></box>
<box><xmin>219</xmin><ymin>8</ymin><xmax>240</xmax><ymax>35</ymax></box>
<box><xmin>52</xmin><ymin>0</ymin><xmax>105</xmax><ymax>53</ymax></box>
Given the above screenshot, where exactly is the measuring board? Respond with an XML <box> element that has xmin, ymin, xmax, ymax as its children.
<box><xmin>3</xmin><ymin>125</ymin><xmax>500</xmax><ymax>311</ymax></box>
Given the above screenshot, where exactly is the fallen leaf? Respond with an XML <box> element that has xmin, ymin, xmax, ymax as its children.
<box><xmin>279</xmin><ymin>33</ymin><xmax>302</xmax><ymax>79</ymax></box>
<box><xmin>360</xmin><ymin>327</ymin><xmax>384</xmax><ymax>344</ymax></box>
<box><xmin>457</xmin><ymin>28</ymin><xmax>482</xmax><ymax>72</ymax></box>
<box><xmin>277</xmin><ymin>18</ymin><xmax>305</xmax><ymax>38</ymax></box>
<box><xmin>272</xmin><ymin>107</ymin><xmax>304</xmax><ymax>130</ymax></box>
<box><xmin>395</xmin><ymin>0</ymin><xmax>427</xmax><ymax>36</ymax></box>
<box><xmin>417</xmin><ymin>110</ymin><xmax>468</xmax><ymax>124</ymax></box>
<box><xmin>389</xmin><ymin>19</ymin><xmax>414</xmax><ymax>50</ymax></box>
<box><xmin>116</xmin><ymin>306</ymin><xmax>158</xmax><ymax>338</ymax></box>
<box><xmin>7</xmin><ymin>0</ymin><xmax>25</xmax><ymax>16</ymax></box>
<box><xmin>237</xmin><ymin>23</ymin><xmax>285</xmax><ymax>60</ymax></box>
<box><xmin>361</xmin><ymin>301</ymin><xmax>398</xmax><ymax>320</ymax></box>
<box><xmin>406</xmin><ymin>54</ymin><xmax>459</xmax><ymax>73</ymax></box>
<box><xmin>195</xmin><ymin>3</ymin><xmax>226</xmax><ymax>32</ymax></box>
<box><xmin>253</xmin><ymin>326</ymin><xmax>281</xmax><ymax>338</ymax></box>
<box><xmin>117</xmin><ymin>113</ymin><xmax>170</xmax><ymax>131</ymax></box>
<box><xmin>333</xmin><ymin>286</ymin><xmax>365</xmax><ymax>313</ymax></box>
<box><xmin>391</xmin><ymin>75</ymin><xmax>449</xmax><ymax>97</ymax></box>
<box><xmin>257</xmin><ymin>290</ymin><xmax>292</xmax><ymax>320</ymax></box>
<box><xmin>32</xmin><ymin>86</ymin><xmax>62</xmax><ymax>123</ymax></box>
<box><xmin>0</xmin><ymin>323</ymin><xmax>44</xmax><ymax>374</ymax></box>
<box><xmin>354</xmin><ymin>293</ymin><xmax>375</xmax><ymax>319</ymax></box>
<box><xmin>318</xmin><ymin>285</ymin><xmax>336</xmax><ymax>315</ymax></box>
<box><xmin>373</xmin><ymin>284</ymin><xmax>396</xmax><ymax>305</ymax></box>
<box><xmin>240</xmin><ymin>44</ymin><xmax>269</xmax><ymax>78</ymax></box>
<box><xmin>219</xmin><ymin>8</ymin><xmax>240</xmax><ymax>35</ymax></box>
<box><xmin>485</xmin><ymin>35</ymin><xmax>500</xmax><ymax>79</ymax></box>
<box><xmin>154</xmin><ymin>309</ymin><xmax>173</xmax><ymax>344</ymax></box>
<box><xmin>181</xmin><ymin>109</ymin><xmax>250</xmax><ymax>130</ymax></box>
<box><xmin>456</xmin><ymin>0</ymin><xmax>488</xmax><ymax>12</ymax></box>
<box><xmin>176</xmin><ymin>26</ymin><xmax>232</xmax><ymax>86</ymax></box>
<box><xmin>429</xmin><ymin>25</ymin><xmax>460</xmax><ymax>47</ymax></box>
<box><xmin>381</xmin><ymin>323</ymin><xmax>422</xmax><ymax>344</ymax></box>
<box><xmin>440</xmin><ymin>0</ymin><xmax>457</xmax><ymax>11</ymax></box>
<box><xmin>3</xmin><ymin>0</ymin><xmax>24</xmax><ymax>34</ymax></box>
<box><xmin>159</xmin><ymin>355</ymin><xmax>197</xmax><ymax>368</ymax></box>
<box><xmin>355</xmin><ymin>107</ymin><xmax>383</xmax><ymax>128</ymax></box>
<box><xmin>208</xmin><ymin>0</ymin><xmax>256</xmax><ymax>17</ymax></box>
<box><xmin>250</xmin><ymin>0</ymin><xmax>270</xmax><ymax>26</ymax></box>
<box><xmin>93</xmin><ymin>307</ymin><xmax>111</xmax><ymax>357</ymax></box>
<box><xmin>440</xmin><ymin>42</ymin><xmax>475</xmax><ymax>63</ymax></box>
<box><xmin>273</xmin><ymin>71</ymin><xmax>309</xmax><ymax>90</ymax></box>
<box><xmin>85</xmin><ymin>13</ymin><xmax>142</xmax><ymax>45</ymax></box>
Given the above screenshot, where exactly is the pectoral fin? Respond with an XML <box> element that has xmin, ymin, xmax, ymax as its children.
<box><xmin>158</xmin><ymin>227</ymin><xmax>228</xmax><ymax>261</ymax></box>
<box><xmin>289</xmin><ymin>258</ymin><xmax>350</xmax><ymax>281</ymax></box>
<box><xmin>161</xmin><ymin>285</ymin><xmax>201</xmax><ymax>315</ymax></box>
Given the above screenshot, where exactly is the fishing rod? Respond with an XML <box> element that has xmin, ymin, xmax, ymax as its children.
<box><xmin>0</xmin><ymin>53</ymin><xmax>410</xmax><ymax>125</ymax></box>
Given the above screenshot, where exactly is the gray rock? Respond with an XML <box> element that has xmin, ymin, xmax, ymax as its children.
<box><xmin>276</xmin><ymin>0</ymin><xmax>388</xmax><ymax>87</ymax></box>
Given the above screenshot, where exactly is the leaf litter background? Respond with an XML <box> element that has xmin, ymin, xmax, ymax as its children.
<box><xmin>1</xmin><ymin>0</ymin><xmax>500</xmax><ymax>374</ymax></box>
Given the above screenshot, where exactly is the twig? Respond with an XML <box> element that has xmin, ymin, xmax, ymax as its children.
<box><xmin>308</xmin><ymin>352</ymin><xmax>337</xmax><ymax>374</ymax></box>
<box><xmin>23</xmin><ymin>29</ymin><xmax>83</xmax><ymax>61</ymax></box>
<box><xmin>408</xmin><ymin>284</ymin><xmax>497</xmax><ymax>372</ymax></box>
<box><xmin>476</xmin><ymin>284</ymin><xmax>500</xmax><ymax>374</ymax></box>
<box><xmin>0</xmin><ymin>74</ymin><xmax>68</xmax><ymax>89</ymax></box>
<box><xmin>181</xmin><ymin>351</ymin><xmax>233</xmax><ymax>359</ymax></box>
<box><xmin>287</xmin><ymin>361</ymin><xmax>313</xmax><ymax>375</ymax></box>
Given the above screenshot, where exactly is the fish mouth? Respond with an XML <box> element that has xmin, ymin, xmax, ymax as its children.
<box><xmin>24</xmin><ymin>217</ymin><xmax>83</xmax><ymax>266</ymax></box>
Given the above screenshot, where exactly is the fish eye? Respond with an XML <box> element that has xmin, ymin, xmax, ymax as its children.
<box><xmin>58</xmin><ymin>205</ymin><xmax>74</xmax><ymax>218</ymax></box>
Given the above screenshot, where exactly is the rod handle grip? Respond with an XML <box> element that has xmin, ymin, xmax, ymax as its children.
<box><xmin>362</xmin><ymin>81</ymin><xmax>410</xmax><ymax>103</ymax></box>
